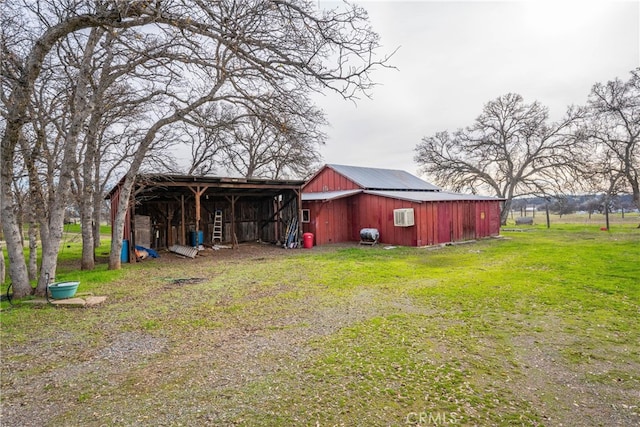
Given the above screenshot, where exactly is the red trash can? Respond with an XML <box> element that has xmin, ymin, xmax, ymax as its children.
<box><xmin>302</xmin><ymin>232</ymin><xmax>314</xmax><ymax>249</ymax></box>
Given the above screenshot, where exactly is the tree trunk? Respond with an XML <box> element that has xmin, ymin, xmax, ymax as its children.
<box><xmin>80</xmin><ymin>202</ymin><xmax>95</xmax><ymax>270</ymax></box>
<box><xmin>27</xmin><ymin>220</ymin><xmax>38</xmax><ymax>281</ymax></box>
<box><xmin>109</xmin><ymin>175</ymin><xmax>136</xmax><ymax>270</ymax></box>
<box><xmin>93</xmin><ymin>200</ymin><xmax>102</xmax><ymax>249</ymax></box>
<box><xmin>37</xmin><ymin>211</ymin><xmax>65</xmax><ymax>293</ymax></box>
<box><xmin>93</xmin><ymin>158</ymin><xmax>102</xmax><ymax>250</ymax></box>
<box><xmin>1</xmin><ymin>146</ymin><xmax>30</xmax><ymax>297</ymax></box>
<box><xmin>631</xmin><ymin>183</ymin><xmax>640</xmax><ymax>228</ymax></box>
<box><xmin>83</xmin><ymin>31</ymin><xmax>115</xmax><ymax>260</ymax></box>
<box><xmin>545</xmin><ymin>203</ymin><xmax>551</xmax><ymax>229</ymax></box>
<box><xmin>0</xmin><ymin>241</ymin><xmax>6</xmax><ymax>286</ymax></box>
<box><xmin>91</xmin><ymin>129</ymin><xmax>105</xmax><ymax>251</ymax></box>
<box><xmin>500</xmin><ymin>198</ymin><xmax>512</xmax><ymax>226</ymax></box>
<box><xmin>80</xmin><ymin>129</ymin><xmax>96</xmax><ymax>270</ymax></box>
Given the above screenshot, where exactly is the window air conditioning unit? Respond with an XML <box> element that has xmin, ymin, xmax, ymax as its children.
<box><xmin>393</xmin><ymin>208</ymin><xmax>415</xmax><ymax>227</ymax></box>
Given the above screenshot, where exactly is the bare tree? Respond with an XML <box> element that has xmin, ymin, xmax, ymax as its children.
<box><xmin>243</xmin><ymin>94</ymin><xmax>326</xmax><ymax>179</ymax></box>
<box><xmin>181</xmin><ymin>103</ymin><xmax>238</xmax><ymax>175</ymax></box>
<box><xmin>415</xmin><ymin>93</ymin><xmax>584</xmax><ymax>225</ymax></box>
<box><xmin>2</xmin><ymin>0</ymin><xmax>391</xmax><ymax>296</ymax></box>
<box><xmin>222</xmin><ymin>106</ymin><xmax>325</xmax><ymax>179</ymax></box>
<box><xmin>581</xmin><ymin>68</ymin><xmax>640</xmax><ymax>225</ymax></box>
<box><xmin>185</xmin><ymin>90</ymin><xmax>325</xmax><ymax>179</ymax></box>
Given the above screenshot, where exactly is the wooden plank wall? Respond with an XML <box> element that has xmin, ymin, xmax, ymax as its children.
<box><xmin>351</xmin><ymin>194</ymin><xmax>417</xmax><ymax>246</ymax></box>
<box><xmin>302</xmin><ymin>199</ymin><xmax>350</xmax><ymax>245</ymax></box>
<box><xmin>304</xmin><ymin>167</ymin><xmax>360</xmax><ymax>193</ymax></box>
<box><xmin>415</xmin><ymin>202</ymin><xmax>436</xmax><ymax>246</ymax></box>
<box><xmin>476</xmin><ymin>201</ymin><xmax>489</xmax><ymax>238</ymax></box>
<box><xmin>304</xmin><ymin>197</ymin><xmax>502</xmax><ymax>247</ymax></box>
<box><xmin>475</xmin><ymin>200</ymin><xmax>501</xmax><ymax>238</ymax></box>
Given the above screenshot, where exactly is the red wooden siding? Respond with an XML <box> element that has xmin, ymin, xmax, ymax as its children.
<box><xmin>461</xmin><ymin>202</ymin><xmax>476</xmax><ymax>240</ymax></box>
<box><xmin>302</xmin><ymin>196</ymin><xmax>503</xmax><ymax>247</ymax></box>
<box><xmin>303</xmin><ymin>199</ymin><xmax>351</xmax><ymax>245</ymax></box>
<box><xmin>476</xmin><ymin>201</ymin><xmax>489</xmax><ymax>238</ymax></box>
<box><xmin>303</xmin><ymin>166</ymin><xmax>360</xmax><ymax>193</ymax></box>
<box><xmin>351</xmin><ymin>194</ymin><xmax>418</xmax><ymax>246</ymax></box>
<box><xmin>489</xmin><ymin>201</ymin><xmax>501</xmax><ymax>235</ymax></box>
<box><xmin>432</xmin><ymin>200</ymin><xmax>502</xmax><ymax>244</ymax></box>
<box><xmin>437</xmin><ymin>203</ymin><xmax>452</xmax><ymax>243</ymax></box>
<box><xmin>475</xmin><ymin>200</ymin><xmax>501</xmax><ymax>238</ymax></box>
<box><xmin>415</xmin><ymin>202</ymin><xmax>437</xmax><ymax>246</ymax></box>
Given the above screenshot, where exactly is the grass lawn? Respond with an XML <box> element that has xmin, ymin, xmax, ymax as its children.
<box><xmin>1</xmin><ymin>224</ymin><xmax>639</xmax><ymax>426</ymax></box>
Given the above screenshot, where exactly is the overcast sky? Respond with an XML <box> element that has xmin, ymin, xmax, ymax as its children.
<box><xmin>315</xmin><ymin>0</ymin><xmax>640</xmax><ymax>179</ymax></box>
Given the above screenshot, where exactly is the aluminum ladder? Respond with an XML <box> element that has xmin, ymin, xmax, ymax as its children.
<box><xmin>212</xmin><ymin>210</ymin><xmax>223</xmax><ymax>243</ymax></box>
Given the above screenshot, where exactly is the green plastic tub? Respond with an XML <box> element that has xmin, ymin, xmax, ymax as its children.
<box><xmin>48</xmin><ymin>282</ymin><xmax>80</xmax><ymax>299</ymax></box>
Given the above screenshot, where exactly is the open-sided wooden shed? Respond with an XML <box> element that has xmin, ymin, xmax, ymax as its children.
<box><xmin>301</xmin><ymin>164</ymin><xmax>502</xmax><ymax>246</ymax></box>
<box><xmin>107</xmin><ymin>174</ymin><xmax>304</xmax><ymax>260</ymax></box>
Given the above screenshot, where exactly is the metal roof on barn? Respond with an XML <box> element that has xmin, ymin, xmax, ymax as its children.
<box><xmin>301</xmin><ymin>189</ymin><xmax>362</xmax><ymax>201</ymax></box>
<box><xmin>365</xmin><ymin>190</ymin><xmax>504</xmax><ymax>203</ymax></box>
<box><xmin>302</xmin><ymin>190</ymin><xmax>502</xmax><ymax>203</ymax></box>
<box><xmin>326</xmin><ymin>164</ymin><xmax>441</xmax><ymax>191</ymax></box>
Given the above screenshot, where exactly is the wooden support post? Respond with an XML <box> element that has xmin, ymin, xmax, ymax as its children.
<box><xmin>181</xmin><ymin>194</ymin><xmax>185</xmax><ymax>245</ymax></box>
<box><xmin>130</xmin><ymin>197</ymin><xmax>136</xmax><ymax>263</ymax></box>
<box><xmin>274</xmin><ymin>198</ymin><xmax>279</xmax><ymax>244</ymax></box>
<box><xmin>295</xmin><ymin>189</ymin><xmax>302</xmax><ymax>244</ymax></box>
<box><xmin>189</xmin><ymin>185</ymin><xmax>208</xmax><ymax>246</ymax></box>
<box><xmin>225</xmin><ymin>195</ymin><xmax>239</xmax><ymax>249</ymax></box>
<box><xmin>167</xmin><ymin>204</ymin><xmax>174</xmax><ymax>247</ymax></box>
<box><xmin>232</xmin><ymin>195</ymin><xmax>238</xmax><ymax>249</ymax></box>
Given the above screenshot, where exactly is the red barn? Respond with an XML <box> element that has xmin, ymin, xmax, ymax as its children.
<box><xmin>301</xmin><ymin>164</ymin><xmax>502</xmax><ymax>246</ymax></box>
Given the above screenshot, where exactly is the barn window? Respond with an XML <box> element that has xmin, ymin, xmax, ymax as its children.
<box><xmin>302</xmin><ymin>209</ymin><xmax>310</xmax><ymax>223</ymax></box>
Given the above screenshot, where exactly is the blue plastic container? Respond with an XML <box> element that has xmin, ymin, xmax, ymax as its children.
<box><xmin>121</xmin><ymin>239</ymin><xmax>129</xmax><ymax>263</ymax></box>
<box><xmin>48</xmin><ymin>282</ymin><xmax>80</xmax><ymax>299</ymax></box>
<box><xmin>189</xmin><ymin>231</ymin><xmax>204</xmax><ymax>246</ymax></box>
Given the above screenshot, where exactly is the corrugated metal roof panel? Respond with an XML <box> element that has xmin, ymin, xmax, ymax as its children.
<box><xmin>327</xmin><ymin>164</ymin><xmax>440</xmax><ymax>191</ymax></box>
<box><xmin>302</xmin><ymin>189</ymin><xmax>362</xmax><ymax>201</ymax></box>
<box><xmin>365</xmin><ymin>190</ymin><xmax>503</xmax><ymax>203</ymax></box>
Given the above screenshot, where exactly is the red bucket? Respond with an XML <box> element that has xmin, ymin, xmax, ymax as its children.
<box><xmin>302</xmin><ymin>232</ymin><xmax>314</xmax><ymax>249</ymax></box>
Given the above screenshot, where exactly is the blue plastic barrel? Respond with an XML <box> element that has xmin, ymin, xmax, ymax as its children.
<box><xmin>189</xmin><ymin>231</ymin><xmax>204</xmax><ymax>246</ymax></box>
<box><xmin>121</xmin><ymin>239</ymin><xmax>129</xmax><ymax>263</ymax></box>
